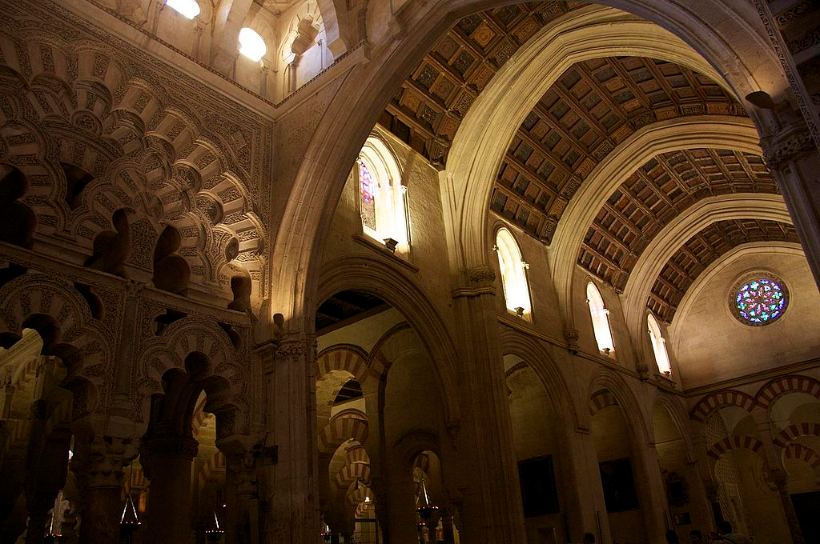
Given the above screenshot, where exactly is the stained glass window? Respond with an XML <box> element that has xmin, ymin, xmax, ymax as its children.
<box><xmin>358</xmin><ymin>161</ymin><xmax>376</xmax><ymax>231</ymax></box>
<box><xmin>731</xmin><ymin>275</ymin><xmax>788</xmax><ymax>326</ymax></box>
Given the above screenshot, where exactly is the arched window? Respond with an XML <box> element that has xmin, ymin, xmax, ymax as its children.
<box><xmin>165</xmin><ymin>0</ymin><xmax>200</xmax><ymax>19</ymax></box>
<box><xmin>586</xmin><ymin>282</ymin><xmax>614</xmax><ymax>354</ymax></box>
<box><xmin>356</xmin><ymin>136</ymin><xmax>409</xmax><ymax>250</ymax></box>
<box><xmin>495</xmin><ymin>228</ymin><xmax>531</xmax><ymax>318</ymax></box>
<box><xmin>647</xmin><ymin>313</ymin><xmax>671</xmax><ymax>376</ymax></box>
<box><xmin>239</xmin><ymin>28</ymin><xmax>267</xmax><ymax>61</ymax></box>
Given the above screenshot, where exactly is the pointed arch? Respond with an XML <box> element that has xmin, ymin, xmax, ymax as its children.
<box><xmin>318</xmin><ymin>257</ymin><xmax>461</xmax><ymax>427</ymax></box>
<box><xmin>498</xmin><ymin>326</ymin><xmax>579</xmax><ymax>429</ymax></box>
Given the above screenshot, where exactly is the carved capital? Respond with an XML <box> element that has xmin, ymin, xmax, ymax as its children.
<box><xmin>72</xmin><ymin>435</ymin><xmax>138</xmax><ymax>488</ymax></box>
<box><xmin>467</xmin><ymin>265</ymin><xmax>496</xmax><ymax>285</ymax></box>
<box><xmin>762</xmin><ymin>121</ymin><xmax>815</xmax><ymax>171</ymax></box>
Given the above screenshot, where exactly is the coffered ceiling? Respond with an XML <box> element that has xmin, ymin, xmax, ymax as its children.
<box><xmin>648</xmin><ymin>220</ymin><xmax>799</xmax><ymax>322</ymax></box>
<box><xmin>578</xmin><ymin>149</ymin><xmax>777</xmax><ymax>291</ymax></box>
<box><xmin>380</xmin><ymin>0</ymin><xmax>792</xmax><ymax>324</ymax></box>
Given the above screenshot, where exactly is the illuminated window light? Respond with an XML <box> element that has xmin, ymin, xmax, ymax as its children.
<box><xmin>239</xmin><ymin>28</ymin><xmax>267</xmax><ymax>62</ymax></box>
<box><xmin>166</xmin><ymin>0</ymin><xmax>200</xmax><ymax>19</ymax></box>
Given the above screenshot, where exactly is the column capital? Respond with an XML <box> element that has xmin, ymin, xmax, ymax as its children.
<box><xmin>453</xmin><ymin>265</ymin><xmax>497</xmax><ymax>297</ymax></box>
<box><xmin>761</xmin><ymin>118</ymin><xmax>815</xmax><ymax>171</ymax></box>
<box><xmin>72</xmin><ymin>434</ymin><xmax>138</xmax><ymax>488</ymax></box>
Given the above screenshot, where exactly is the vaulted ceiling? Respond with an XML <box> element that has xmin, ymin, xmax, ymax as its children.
<box><xmin>379</xmin><ymin>1</ymin><xmax>585</xmax><ymax>165</ymax></box>
<box><xmin>578</xmin><ymin>148</ymin><xmax>778</xmax><ymax>291</ymax></box>
<box><xmin>649</xmin><ymin>220</ymin><xmax>799</xmax><ymax>322</ymax></box>
<box><xmin>379</xmin><ymin>0</ymin><xmax>791</xmax><ymax>324</ymax></box>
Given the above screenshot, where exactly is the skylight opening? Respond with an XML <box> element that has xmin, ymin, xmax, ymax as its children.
<box><xmin>239</xmin><ymin>28</ymin><xmax>267</xmax><ymax>62</ymax></box>
<box><xmin>166</xmin><ymin>0</ymin><xmax>200</xmax><ymax>19</ymax></box>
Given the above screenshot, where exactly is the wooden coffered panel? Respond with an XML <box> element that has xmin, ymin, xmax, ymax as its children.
<box><xmin>491</xmin><ymin>56</ymin><xmax>745</xmax><ymax>241</ymax></box>
<box><xmin>647</xmin><ymin>219</ymin><xmax>800</xmax><ymax>322</ymax></box>
<box><xmin>378</xmin><ymin>1</ymin><xmax>586</xmax><ymax>166</ymax></box>
<box><xmin>578</xmin><ymin>149</ymin><xmax>778</xmax><ymax>290</ymax></box>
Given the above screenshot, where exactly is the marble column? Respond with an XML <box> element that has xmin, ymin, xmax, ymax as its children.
<box><xmin>223</xmin><ymin>448</ymin><xmax>260</xmax><ymax>544</ymax></box>
<box><xmin>686</xmin><ymin>428</ymin><xmax>716</xmax><ymax>534</ymax></box>
<box><xmin>449</xmin><ymin>266</ymin><xmax>527</xmax><ymax>543</ymax></box>
<box><xmin>257</xmin><ymin>335</ymin><xmax>320</xmax><ymax>544</ymax></box>
<box><xmin>72</xmin><ymin>433</ymin><xmax>137</xmax><ymax>543</ymax></box>
<box><xmin>141</xmin><ymin>435</ymin><xmax>198</xmax><ymax>543</ymax></box>
<box><xmin>752</xmin><ymin>410</ymin><xmax>804</xmax><ymax>544</ymax></box>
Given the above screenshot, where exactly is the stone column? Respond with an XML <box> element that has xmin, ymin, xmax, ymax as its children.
<box><xmin>384</xmin><ymin>466</ymin><xmax>417</xmax><ymax>544</ymax></box>
<box><xmin>72</xmin><ymin>434</ymin><xmax>137</xmax><ymax>543</ymax></box>
<box><xmin>223</xmin><ymin>447</ymin><xmax>260</xmax><ymax>544</ymax></box>
<box><xmin>449</xmin><ymin>267</ymin><xmax>527</xmax><ymax>543</ymax></box>
<box><xmin>752</xmin><ymin>409</ymin><xmax>804</xmax><ymax>543</ymax></box>
<box><xmin>141</xmin><ymin>435</ymin><xmax>198</xmax><ymax>543</ymax></box>
<box><xmin>632</xmin><ymin>441</ymin><xmax>670</xmax><ymax>543</ymax></box>
<box><xmin>562</xmin><ymin>427</ymin><xmax>609</xmax><ymax>542</ymax></box>
<box><xmin>257</xmin><ymin>336</ymin><xmax>320</xmax><ymax>544</ymax></box>
<box><xmin>686</xmin><ymin>427</ymin><xmax>715</xmax><ymax>535</ymax></box>
<box><xmin>22</xmin><ymin>423</ymin><xmax>72</xmax><ymax>544</ymax></box>
<box><xmin>757</xmin><ymin>107</ymin><xmax>820</xmax><ymax>282</ymax></box>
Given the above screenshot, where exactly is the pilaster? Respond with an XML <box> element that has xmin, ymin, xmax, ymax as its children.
<box><xmin>449</xmin><ymin>266</ymin><xmax>526</xmax><ymax>544</ymax></box>
<box><xmin>562</xmin><ymin>427</ymin><xmax>609</xmax><ymax>542</ymax></box>
<box><xmin>257</xmin><ymin>335</ymin><xmax>320</xmax><ymax>544</ymax></box>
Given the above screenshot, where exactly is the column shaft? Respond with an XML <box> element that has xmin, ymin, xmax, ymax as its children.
<box><xmin>450</xmin><ymin>271</ymin><xmax>526</xmax><ymax>543</ymax></box>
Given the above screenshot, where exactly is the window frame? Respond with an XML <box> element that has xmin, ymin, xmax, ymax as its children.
<box><xmin>494</xmin><ymin>227</ymin><xmax>532</xmax><ymax>320</ymax></box>
<box><xmin>356</xmin><ymin>136</ymin><xmax>410</xmax><ymax>252</ymax></box>
<box><xmin>646</xmin><ymin>313</ymin><xmax>672</xmax><ymax>377</ymax></box>
<box><xmin>586</xmin><ymin>281</ymin><xmax>615</xmax><ymax>355</ymax></box>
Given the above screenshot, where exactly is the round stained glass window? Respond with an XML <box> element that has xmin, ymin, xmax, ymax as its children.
<box><xmin>730</xmin><ymin>274</ymin><xmax>789</xmax><ymax>326</ymax></box>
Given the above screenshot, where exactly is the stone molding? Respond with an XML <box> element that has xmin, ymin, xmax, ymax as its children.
<box><xmin>762</xmin><ymin>121</ymin><xmax>816</xmax><ymax>171</ymax></box>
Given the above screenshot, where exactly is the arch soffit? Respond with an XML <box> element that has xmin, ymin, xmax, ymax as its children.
<box><xmin>690</xmin><ymin>389</ymin><xmax>758</xmax><ymax>423</ymax></box>
<box><xmin>317</xmin><ymin>257</ymin><xmax>461</xmax><ymax>427</ymax></box>
<box><xmin>316</xmin><ymin>343</ymin><xmax>371</xmax><ymax>383</ymax></box>
<box><xmin>652</xmin><ymin>393</ymin><xmax>695</xmax><ymax>461</ymax></box>
<box><xmin>669</xmin><ymin>242</ymin><xmax>804</xmax><ymax>348</ymax></box>
<box><xmin>443</xmin><ymin>6</ymin><xmax>729</xmax><ymax>273</ymax></box>
<box><xmin>498</xmin><ymin>327</ymin><xmax>579</xmax><ymax>430</ymax></box>
<box><xmin>621</xmin><ymin>193</ymin><xmax>791</xmax><ymax>350</ymax></box>
<box><xmin>586</xmin><ymin>369</ymin><xmax>651</xmax><ymax>444</ymax></box>
<box><xmin>270</xmin><ymin>0</ymin><xmax>783</xmax><ymax>327</ymax></box>
<box><xmin>550</xmin><ymin>116</ymin><xmax>762</xmax><ymax>329</ymax></box>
